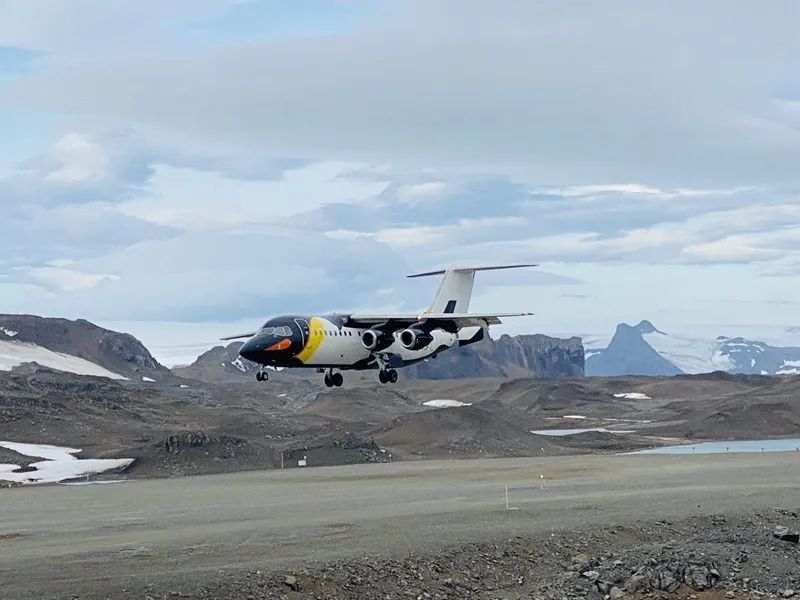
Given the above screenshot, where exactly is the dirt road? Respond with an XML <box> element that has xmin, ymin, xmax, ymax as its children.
<box><xmin>1</xmin><ymin>453</ymin><xmax>799</xmax><ymax>599</ymax></box>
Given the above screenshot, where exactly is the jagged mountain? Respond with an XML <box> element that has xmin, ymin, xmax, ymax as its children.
<box><xmin>585</xmin><ymin>321</ymin><xmax>681</xmax><ymax>377</ymax></box>
<box><xmin>177</xmin><ymin>333</ymin><xmax>585</xmax><ymax>381</ymax></box>
<box><xmin>0</xmin><ymin>314</ymin><xmax>173</xmax><ymax>382</ymax></box>
<box><xmin>586</xmin><ymin>320</ymin><xmax>800</xmax><ymax>376</ymax></box>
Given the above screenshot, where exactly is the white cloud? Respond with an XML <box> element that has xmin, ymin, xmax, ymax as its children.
<box><xmin>541</xmin><ymin>183</ymin><xmax>739</xmax><ymax>199</ymax></box>
<box><xmin>119</xmin><ymin>161</ymin><xmax>390</xmax><ymax>230</ymax></box>
<box><xmin>44</xmin><ymin>132</ymin><xmax>109</xmax><ymax>184</ymax></box>
<box><xmin>682</xmin><ymin>238</ymin><xmax>780</xmax><ymax>262</ymax></box>
<box><xmin>6</xmin><ymin>1</ymin><xmax>800</xmax><ymax>186</ymax></box>
<box><xmin>19</xmin><ymin>266</ymin><xmax>119</xmax><ymax>292</ymax></box>
<box><xmin>396</xmin><ymin>181</ymin><xmax>449</xmax><ymax>205</ymax></box>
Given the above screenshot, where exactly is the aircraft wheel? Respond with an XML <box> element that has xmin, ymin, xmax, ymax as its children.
<box><xmin>256</xmin><ymin>371</ymin><xmax>265</xmax><ymax>382</ymax></box>
<box><xmin>332</xmin><ymin>372</ymin><xmax>343</xmax><ymax>387</ymax></box>
<box><xmin>378</xmin><ymin>370</ymin><xmax>388</xmax><ymax>384</ymax></box>
<box><xmin>388</xmin><ymin>369</ymin><xmax>398</xmax><ymax>384</ymax></box>
<box><xmin>324</xmin><ymin>373</ymin><xmax>333</xmax><ymax>387</ymax></box>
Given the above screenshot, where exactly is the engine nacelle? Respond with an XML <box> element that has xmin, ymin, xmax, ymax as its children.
<box><xmin>399</xmin><ymin>327</ymin><xmax>433</xmax><ymax>351</ymax></box>
<box><xmin>361</xmin><ymin>328</ymin><xmax>395</xmax><ymax>352</ymax></box>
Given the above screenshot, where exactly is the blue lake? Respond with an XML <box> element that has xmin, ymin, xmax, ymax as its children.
<box><xmin>633</xmin><ymin>439</ymin><xmax>800</xmax><ymax>455</ymax></box>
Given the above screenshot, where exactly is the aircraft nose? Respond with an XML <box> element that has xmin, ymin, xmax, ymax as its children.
<box><xmin>239</xmin><ymin>337</ymin><xmax>260</xmax><ymax>361</ymax></box>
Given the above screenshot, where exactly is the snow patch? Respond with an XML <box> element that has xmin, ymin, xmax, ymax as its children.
<box><xmin>423</xmin><ymin>399</ymin><xmax>472</xmax><ymax>408</ymax></box>
<box><xmin>179</xmin><ymin>384</ymin><xmax>189</xmax><ymax>388</ymax></box>
<box><xmin>532</xmin><ymin>427</ymin><xmax>635</xmax><ymax>437</ymax></box>
<box><xmin>0</xmin><ymin>441</ymin><xmax>80</xmax><ymax>461</ymax></box>
<box><xmin>0</xmin><ymin>441</ymin><xmax>133</xmax><ymax>485</ymax></box>
<box><xmin>231</xmin><ymin>357</ymin><xmax>247</xmax><ymax>373</ymax></box>
<box><xmin>783</xmin><ymin>360</ymin><xmax>800</xmax><ymax>368</ymax></box>
<box><xmin>777</xmin><ymin>368</ymin><xmax>800</xmax><ymax>375</ymax></box>
<box><xmin>0</xmin><ymin>327</ymin><xmax>18</xmax><ymax>338</ymax></box>
<box><xmin>562</xmin><ymin>415</ymin><xmax>587</xmax><ymax>420</ymax></box>
<box><xmin>0</xmin><ymin>340</ymin><xmax>127</xmax><ymax>380</ymax></box>
<box><xmin>142</xmin><ymin>376</ymin><xmax>155</xmax><ymax>382</ymax></box>
<box><xmin>613</xmin><ymin>392</ymin><xmax>652</xmax><ymax>400</ymax></box>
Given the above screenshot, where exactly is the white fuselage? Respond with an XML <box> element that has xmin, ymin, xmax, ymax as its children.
<box><xmin>299</xmin><ymin>316</ymin><xmax>458</xmax><ymax>368</ymax></box>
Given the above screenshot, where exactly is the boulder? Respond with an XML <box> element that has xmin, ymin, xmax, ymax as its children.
<box><xmin>773</xmin><ymin>526</ymin><xmax>799</xmax><ymax>544</ymax></box>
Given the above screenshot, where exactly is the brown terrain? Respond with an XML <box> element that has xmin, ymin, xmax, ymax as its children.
<box><xmin>1</xmin><ymin>316</ymin><xmax>799</xmax><ymax>600</ymax></box>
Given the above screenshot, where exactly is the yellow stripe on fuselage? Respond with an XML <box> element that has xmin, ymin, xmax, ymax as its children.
<box><xmin>294</xmin><ymin>316</ymin><xmax>325</xmax><ymax>364</ymax></box>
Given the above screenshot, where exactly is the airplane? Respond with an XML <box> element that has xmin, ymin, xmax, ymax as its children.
<box><xmin>222</xmin><ymin>264</ymin><xmax>535</xmax><ymax>387</ymax></box>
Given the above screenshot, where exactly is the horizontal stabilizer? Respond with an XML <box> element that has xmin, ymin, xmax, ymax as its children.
<box><xmin>407</xmin><ymin>264</ymin><xmax>537</xmax><ymax>278</ymax></box>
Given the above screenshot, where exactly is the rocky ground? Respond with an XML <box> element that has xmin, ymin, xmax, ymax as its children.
<box><xmin>154</xmin><ymin>509</ymin><xmax>800</xmax><ymax>600</ymax></box>
<box><xmin>2</xmin><ymin>365</ymin><xmax>800</xmax><ymax>481</ymax></box>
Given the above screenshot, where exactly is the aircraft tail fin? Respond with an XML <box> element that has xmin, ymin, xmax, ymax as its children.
<box><xmin>407</xmin><ymin>264</ymin><xmax>536</xmax><ymax>315</ymax></box>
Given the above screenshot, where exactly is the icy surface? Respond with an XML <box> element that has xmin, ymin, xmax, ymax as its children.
<box><xmin>643</xmin><ymin>331</ymin><xmax>734</xmax><ymax>374</ymax></box>
<box><xmin>0</xmin><ymin>340</ymin><xmax>127</xmax><ymax>380</ymax></box>
<box><xmin>0</xmin><ymin>441</ymin><xmax>133</xmax><ymax>485</ymax></box>
<box><xmin>632</xmin><ymin>439</ymin><xmax>800</xmax><ymax>455</ymax></box>
<box><xmin>532</xmin><ymin>427</ymin><xmax>634</xmax><ymax>437</ymax></box>
<box><xmin>423</xmin><ymin>399</ymin><xmax>473</xmax><ymax>408</ymax></box>
<box><xmin>613</xmin><ymin>392</ymin><xmax>652</xmax><ymax>400</ymax></box>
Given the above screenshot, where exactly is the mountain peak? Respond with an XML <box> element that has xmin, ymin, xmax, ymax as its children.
<box><xmin>635</xmin><ymin>320</ymin><xmax>661</xmax><ymax>334</ymax></box>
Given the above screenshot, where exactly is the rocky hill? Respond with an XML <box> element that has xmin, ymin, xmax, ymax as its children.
<box><xmin>405</xmin><ymin>333</ymin><xmax>584</xmax><ymax>379</ymax></box>
<box><xmin>173</xmin><ymin>341</ymin><xmax>260</xmax><ymax>382</ymax></box>
<box><xmin>0</xmin><ymin>314</ymin><xmax>173</xmax><ymax>382</ymax></box>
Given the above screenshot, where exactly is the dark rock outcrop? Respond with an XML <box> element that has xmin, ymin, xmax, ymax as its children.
<box><xmin>404</xmin><ymin>333</ymin><xmax>584</xmax><ymax>379</ymax></box>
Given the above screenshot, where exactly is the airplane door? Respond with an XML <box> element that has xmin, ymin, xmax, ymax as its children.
<box><xmin>294</xmin><ymin>319</ymin><xmax>309</xmax><ymax>346</ymax></box>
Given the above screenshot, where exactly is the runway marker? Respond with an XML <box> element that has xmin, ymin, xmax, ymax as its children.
<box><xmin>505</xmin><ymin>484</ymin><xmax>518</xmax><ymax>511</ymax></box>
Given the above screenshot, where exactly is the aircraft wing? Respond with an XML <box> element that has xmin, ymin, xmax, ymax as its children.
<box><xmin>220</xmin><ymin>331</ymin><xmax>257</xmax><ymax>341</ymax></box>
<box><xmin>346</xmin><ymin>312</ymin><xmax>533</xmax><ymax>328</ymax></box>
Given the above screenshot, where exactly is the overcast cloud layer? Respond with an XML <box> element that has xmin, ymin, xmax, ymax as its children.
<box><xmin>0</xmin><ymin>0</ymin><xmax>798</xmax><ymax>361</ymax></box>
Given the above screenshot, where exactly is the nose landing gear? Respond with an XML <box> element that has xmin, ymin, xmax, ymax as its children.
<box><xmin>378</xmin><ymin>369</ymin><xmax>398</xmax><ymax>384</ymax></box>
<box><xmin>256</xmin><ymin>369</ymin><xmax>269</xmax><ymax>382</ymax></box>
<box><xmin>324</xmin><ymin>370</ymin><xmax>343</xmax><ymax>388</ymax></box>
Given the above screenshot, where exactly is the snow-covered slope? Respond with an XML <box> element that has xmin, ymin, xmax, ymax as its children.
<box><xmin>642</xmin><ymin>330</ymin><xmax>734</xmax><ymax>374</ymax></box>
<box><xmin>0</xmin><ymin>340</ymin><xmax>127</xmax><ymax>379</ymax></box>
<box><xmin>586</xmin><ymin>320</ymin><xmax>800</xmax><ymax>376</ymax></box>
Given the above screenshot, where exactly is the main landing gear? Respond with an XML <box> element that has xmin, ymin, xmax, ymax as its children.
<box><xmin>256</xmin><ymin>369</ymin><xmax>269</xmax><ymax>382</ymax></box>
<box><xmin>378</xmin><ymin>369</ymin><xmax>398</xmax><ymax>384</ymax></box>
<box><xmin>323</xmin><ymin>369</ymin><xmax>343</xmax><ymax>388</ymax></box>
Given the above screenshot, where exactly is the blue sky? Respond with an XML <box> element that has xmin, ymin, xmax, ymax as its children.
<box><xmin>1</xmin><ymin>1</ymin><xmax>798</xmax><ymax>363</ymax></box>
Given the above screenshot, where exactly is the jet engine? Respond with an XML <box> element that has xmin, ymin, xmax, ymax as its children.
<box><xmin>399</xmin><ymin>326</ymin><xmax>433</xmax><ymax>350</ymax></box>
<box><xmin>361</xmin><ymin>328</ymin><xmax>395</xmax><ymax>352</ymax></box>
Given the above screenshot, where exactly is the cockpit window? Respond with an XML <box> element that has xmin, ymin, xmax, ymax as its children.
<box><xmin>262</xmin><ymin>325</ymin><xmax>292</xmax><ymax>337</ymax></box>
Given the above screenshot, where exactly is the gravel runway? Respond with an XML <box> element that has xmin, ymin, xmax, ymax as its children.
<box><xmin>1</xmin><ymin>452</ymin><xmax>798</xmax><ymax>599</ymax></box>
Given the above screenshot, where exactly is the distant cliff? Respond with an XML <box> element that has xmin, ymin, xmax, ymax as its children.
<box><xmin>404</xmin><ymin>334</ymin><xmax>584</xmax><ymax>379</ymax></box>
